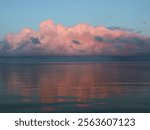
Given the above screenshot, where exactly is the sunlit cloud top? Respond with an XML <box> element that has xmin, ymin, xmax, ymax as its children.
<box><xmin>0</xmin><ymin>19</ymin><xmax>150</xmax><ymax>56</ymax></box>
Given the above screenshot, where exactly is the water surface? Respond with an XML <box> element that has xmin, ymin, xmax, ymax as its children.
<box><xmin>0</xmin><ymin>60</ymin><xmax>150</xmax><ymax>112</ymax></box>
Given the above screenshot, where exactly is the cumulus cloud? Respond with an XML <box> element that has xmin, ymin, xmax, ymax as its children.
<box><xmin>0</xmin><ymin>19</ymin><xmax>150</xmax><ymax>56</ymax></box>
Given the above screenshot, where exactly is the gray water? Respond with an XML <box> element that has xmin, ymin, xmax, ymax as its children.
<box><xmin>0</xmin><ymin>60</ymin><xmax>150</xmax><ymax>112</ymax></box>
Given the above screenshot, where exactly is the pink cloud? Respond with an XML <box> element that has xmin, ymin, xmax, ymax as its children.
<box><xmin>0</xmin><ymin>19</ymin><xmax>150</xmax><ymax>56</ymax></box>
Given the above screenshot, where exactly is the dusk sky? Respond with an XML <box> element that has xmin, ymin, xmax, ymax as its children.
<box><xmin>0</xmin><ymin>0</ymin><xmax>150</xmax><ymax>38</ymax></box>
<box><xmin>0</xmin><ymin>0</ymin><xmax>150</xmax><ymax>56</ymax></box>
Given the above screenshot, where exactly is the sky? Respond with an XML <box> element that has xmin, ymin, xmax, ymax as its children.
<box><xmin>0</xmin><ymin>0</ymin><xmax>150</xmax><ymax>38</ymax></box>
<box><xmin>0</xmin><ymin>0</ymin><xmax>150</xmax><ymax>56</ymax></box>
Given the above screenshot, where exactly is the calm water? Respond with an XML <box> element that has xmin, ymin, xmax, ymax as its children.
<box><xmin>0</xmin><ymin>60</ymin><xmax>150</xmax><ymax>112</ymax></box>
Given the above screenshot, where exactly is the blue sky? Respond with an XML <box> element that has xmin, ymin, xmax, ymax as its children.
<box><xmin>0</xmin><ymin>0</ymin><xmax>150</xmax><ymax>39</ymax></box>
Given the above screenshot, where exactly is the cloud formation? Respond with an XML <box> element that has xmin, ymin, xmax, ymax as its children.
<box><xmin>0</xmin><ymin>19</ymin><xmax>150</xmax><ymax>56</ymax></box>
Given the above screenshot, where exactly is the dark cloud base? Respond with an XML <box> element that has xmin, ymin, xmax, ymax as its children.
<box><xmin>0</xmin><ymin>56</ymin><xmax>150</xmax><ymax>63</ymax></box>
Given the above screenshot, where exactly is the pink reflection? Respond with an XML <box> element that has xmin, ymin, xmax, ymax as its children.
<box><xmin>1</xmin><ymin>63</ymin><xmax>128</xmax><ymax>104</ymax></box>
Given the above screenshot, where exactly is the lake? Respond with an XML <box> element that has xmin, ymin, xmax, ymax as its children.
<box><xmin>0</xmin><ymin>57</ymin><xmax>150</xmax><ymax>112</ymax></box>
